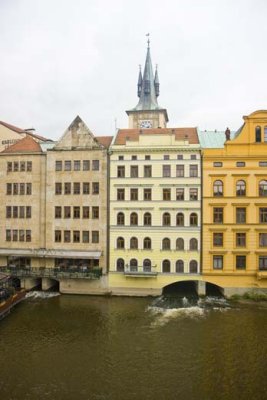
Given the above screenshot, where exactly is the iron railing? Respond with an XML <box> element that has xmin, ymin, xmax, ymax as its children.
<box><xmin>0</xmin><ymin>266</ymin><xmax>103</xmax><ymax>280</ymax></box>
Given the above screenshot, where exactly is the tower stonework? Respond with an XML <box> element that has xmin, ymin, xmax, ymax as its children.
<box><xmin>126</xmin><ymin>43</ymin><xmax>168</xmax><ymax>129</ymax></box>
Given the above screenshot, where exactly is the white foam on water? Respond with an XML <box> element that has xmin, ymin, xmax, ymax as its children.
<box><xmin>148</xmin><ymin>305</ymin><xmax>206</xmax><ymax>327</ymax></box>
<box><xmin>26</xmin><ymin>291</ymin><xmax>60</xmax><ymax>299</ymax></box>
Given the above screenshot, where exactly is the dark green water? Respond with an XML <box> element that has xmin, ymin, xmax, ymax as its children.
<box><xmin>1</xmin><ymin>293</ymin><xmax>267</xmax><ymax>400</ymax></box>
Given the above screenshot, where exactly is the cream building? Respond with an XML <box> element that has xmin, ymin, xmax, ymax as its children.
<box><xmin>109</xmin><ymin>43</ymin><xmax>201</xmax><ymax>296</ymax></box>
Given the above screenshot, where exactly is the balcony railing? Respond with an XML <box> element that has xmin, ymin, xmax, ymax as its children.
<box><xmin>124</xmin><ymin>265</ymin><xmax>158</xmax><ymax>277</ymax></box>
<box><xmin>0</xmin><ymin>266</ymin><xmax>102</xmax><ymax>280</ymax></box>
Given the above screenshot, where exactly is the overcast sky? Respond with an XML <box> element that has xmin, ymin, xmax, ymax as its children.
<box><xmin>1</xmin><ymin>0</ymin><xmax>267</xmax><ymax>140</ymax></box>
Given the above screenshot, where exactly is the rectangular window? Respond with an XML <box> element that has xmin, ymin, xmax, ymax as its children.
<box><xmin>7</xmin><ymin>162</ymin><xmax>12</xmax><ymax>172</ymax></box>
<box><xmin>189</xmin><ymin>188</ymin><xmax>198</xmax><ymax>201</ymax></box>
<box><xmin>26</xmin><ymin>206</ymin><xmax>31</xmax><ymax>218</ymax></box>
<box><xmin>13</xmin><ymin>183</ymin><xmax>18</xmax><ymax>195</ymax></box>
<box><xmin>163</xmin><ymin>188</ymin><xmax>171</xmax><ymax>201</ymax></box>
<box><xmin>73</xmin><ymin>206</ymin><xmax>80</xmax><ymax>219</ymax></box>
<box><xmin>83</xmin><ymin>160</ymin><xmax>90</xmax><ymax>171</ymax></box>
<box><xmin>164</xmin><ymin>155</ymin><xmax>170</xmax><ymax>160</ymax></box>
<box><xmin>6</xmin><ymin>183</ymin><xmax>12</xmax><ymax>195</ymax></box>
<box><xmin>55</xmin><ymin>183</ymin><xmax>62</xmax><ymax>195</ymax></box>
<box><xmin>213</xmin><ymin>255</ymin><xmax>223</xmax><ymax>269</ymax></box>
<box><xmin>132</xmin><ymin>155</ymin><xmax>137</xmax><ymax>160</ymax></box>
<box><xmin>55</xmin><ymin>161</ymin><xmax>62</xmax><ymax>171</ymax></box>
<box><xmin>73</xmin><ymin>182</ymin><xmax>80</xmax><ymax>195</ymax></box>
<box><xmin>214</xmin><ymin>162</ymin><xmax>223</xmax><ymax>167</ymax></box>
<box><xmin>236</xmin><ymin>233</ymin><xmax>246</xmax><ymax>247</ymax></box>
<box><xmin>64</xmin><ymin>206</ymin><xmax>71</xmax><ymax>218</ymax></box>
<box><xmin>144</xmin><ymin>165</ymin><xmax>152</xmax><ymax>177</ymax></box>
<box><xmin>74</xmin><ymin>160</ymin><xmax>80</xmax><ymax>171</ymax></box>
<box><xmin>6</xmin><ymin>229</ymin><xmax>11</xmax><ymax>242</ymax></box>
<box><xmin>189</xmin><ymin>165</ymin><xmax>198</xmax><ymax>177</ymax></box>
<box><xmin>55</xmin><ymin>230</ymin><xmax>61</xmax><ymax>242</ymax></box>
<box><xmin>6</xmin><ymin>206</ymin><xmax>11</xmax><ymax>218</ymax></box>
<box><xmin>64</xmin><ymin>230</ymin><xmax>71</xmax><ymax>243</ymax></box>
<box><xmin>259</xmin><ymin>208</ymin><xmax>267</xmax><ymax>223</ymax></box>
<box><xmin>92</xmin><ymin>160</ymin><xmax>100</xmax><ymax>171</ymax></box>
<box><xmin>13</xmin><ymin>206</ymin><xmax>18</xmax><ymax>218</ymax></box>
<box><xmin>92</xmin><ymin>207</ymin><xmax>99</xmax><ymax>219</ymax></box>
<box><xmin>130</xmin><ymin>166</ymin><xmax>138</xmax><ymax>178</ymax></box>
<box><xmin>130</xmin><ymin>188</ymin><xmax>138</xmax><ymax>201</ymax></box>
<box><xmin>176</xmin><ymin>188</ymin><xmax>184</xmax><ymax>200</ymax></box>
<box><xmin>191</xmin><ymin>155</ymin><xmax>197</xmax><ymax>160</ymax></box>
<box><xmin>117</xmin><ymin>166</ymin><xmax>125</xmax><ymax>178</ymax></box>
<box><xmin>73</xmin><ymin>231</ymin><xmax>80</xmax><ymax>243</ymax></box>
<box><xmin>144</xmin><ymin>188</ymin><xmax>152</xmax><ymax>201</ymax></box>
<box><xmin>177</xmin><ymin>155</ymin><xmax>183</xmax><ymax>160</ymax></box>
<box><xmin>259</xmin><ymin>256</ymin><xmax>267</xmax><ymax>270</ymax></box>
<box><xmin>176</xmin><ymin>165</ymin><xmax>184</xmax><ymax>177</ymax></box>
<box><xmin>118</xmin><ymin>155</ymin><xmax>124</xmax><ymax>161</ymax></box>
<box><xmin>13</xmin><ymin>230</ymin><xmax>18</xmax><ymax>241</ymax></box>
<box><xmin>83</xmin><ymin>231</ymin><xmax>89</xmax><ymax>243</ymax></box>
<box><xmin>64</xmin><ymin>182</ymin><xmax>71</xmax><ymax>194</ymax></box>
<box><xmin>92</xmin><ymin>231</ymin><xmax>99</xmax><ymax>243</ymax></box>
<box><xmin>27</xmin><ymin>161</ymin><xmax>32</xmax><ymax>172</ymax></box>
<box><xmin>83</xmin><ymin>206</ymin><xmax>90</xmax><ymax>219</ymax></box>
<box><xmin>20</xmin><ymin>183</ymin><xmax>25</xmax><ymax>195</ymax></box>
<box><xmin>19</xmin><ymin>206</ymin><xmax>25</xmax><ymax>218</ymax></box>
<box><xmin>163</xmin><ymin>165</ymin><xmax>171</xmax><ymax>177</ymax></box>
<box><xmin>26</xmin><ymin>230</ymin><xmax>31</xmax><ymax>242</ymax></box>
<box><xmin>213</xmin><ymin>207</ymin><xmax>223</xmax><ymax>223</ymax></box>
<box><xmin>259</xmin><ymin>233</ymin><xmax>267</xmax><ymax>247</ymax></box>
<box><xmin>19</xmin><ymin>230</ymin><xmax>25</xmax><ymax>242</ymax></box>
<box><xmin>92</xmin><ymin>182</ymin><xmax>99</xmax><ymax>194</ymax></box>
<box><xmin>145</xmin><ymin>155</ymin><xmax>151</xmax><ymax>160</ymax></box>
<box><xmin>55</xmin><ymin>206</ymin><xmax>62</xmax><ymax>218</ymax></box>
<box><xmin>259</xmin><ymin>161</ymin><xmax>267</xmax><ymax>167</ymax></box>
<box><xmin>213</xmin><ymin>233</ymin><xmax>223</xmax><ymax>247</ymax></box>
<box><xmin>20</xmin><ymin>161</ymin><xmax>25</xmax><ymax>172</ymax></box>
<box><xmin>14</xmin><ymin>162</ymin><xmax>19</xmax><ymax>172</ymax></box>
<box><xmin>64</xmin><ymin>160</ymin><xmax>71</xmax><ymax>171</ymax></box>
<box><xmin>236</xmin><ymin>207</ymin><xmax>246</xmax><ymax>223</ymax></box>
<box><xmin>83</xmin><ymin>182</ymin><xmax>90</xmax><ymax>194</ymax></box>
<box><xmin>236</xmin><ymin>162</ymin><xmax>245</xmax><ymax>167</ymax></box>
<box><xmin>117</xmin><ymin>189</ymin><xmax>125</xmax><ymax>201</ymax></box>
<box><xmin>236</xmin><ymin>255</ymin><xmax>246</xmax><ymax>270</ymax></box>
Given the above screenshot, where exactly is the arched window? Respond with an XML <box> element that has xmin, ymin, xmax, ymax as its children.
<box><xmin>144</xmin><ymin>212</ymin><xmax>152</xmax><ymax>226</ymax></box>
<box><xmin>190</xmin><ymin>213</ymin><xmax>198</xmax><ymax>226</ymax></box>
<box><xmin>259</xmin><ymin>180</ymin><xmax>267</xmax><ymax>196</ymax></box>
<box><xmin>162</xmin><ymin>238</ymin><xmax>171</xmax><ymax>250</ymax></box>
<box><xmin>116</xmin><ymin>258</ymin><xmax>125</xmax><ymax>272</ymax></box>
<box><xmin>189</xmin><ymin>260</ymin><xmax>198</xmax><ymax>273</ymax></box>
<box><xmin>256</xmin><ymin>126</ymin><xmax>261</xmax><ymax>142</ymax></box>
<box><xmin>176</xmin><ymin>213</ymin><xmax>184</xmax><ymax>226</ymax></box>
<box><xmin>117</xmin><ymin>237</ymin><xmax>125</xmax><ymax>249</ymax></box>
<box><xmin>176</xmin><ymin>260</ymin><xmax>184</xmax><ymax>273</ymax></box>
<box><xmin>117</xmin><ymin>212</ymin><xmax>125</xmax><ymax>225</ymax></box>
<box><xmin>189</xmin><ymin>238</ymin><xmax>198</xmax><ymax>250</ymax></box>
<box><xmin>130</xmin><ymin>237</ymin><xmax>138</xmax><ymax>249</ymax></box>
<box><xmin>163</xmin><ymin>212</ymin><xmax>171</xmax><ymax>226</ymax></box>
<box><xmin>264</xmin><ymin>126</ymin><xmax>267</xmax><ymax>142</ymax></box>
<box><xmin>130</xmin><ymin>258</ymin><xmax>138</xmax><ymax>272</ymax></box>
<box><xmin>213</xmin><ymin>180</ymin><xmax>223</xmax><ymax>197</ymax></box>
<box><xmin>176</xmin><ymin>238</ymin><xmax>184</xmax><ymax>250</ymax></box>
<box><xmin>143</xmin><ymin>237</ymin><xmax>151</xmax><ymax>249</ymax></box>
<box><xmin>236</xmin><ymin>180</ymin><xmax>246</xmax><ymax>196</ymax></box>
<box><xmin>143</xmin><ymin>259</ymin><xmax>151</xmax><ymax>272</ymax></box>
<box><xmin>162</xmin><ymin>259</ymin><xmax>171</xmax><ymax>273</ymax></box>
<box><xmin>130</xmin><ymin>212</ymin><xmax>138</xmax><ymax>226</ymax></box>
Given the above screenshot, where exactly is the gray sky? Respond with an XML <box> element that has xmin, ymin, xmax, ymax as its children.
<box><xmin>1</xmin><ymin>0</ymin><xmax>267</xmax><ymax>140</ymax></box>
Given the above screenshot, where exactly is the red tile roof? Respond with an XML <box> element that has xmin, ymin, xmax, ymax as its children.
<box><xmin>114</xmin><ymin>128</ymin><xmax>199</xmax><ymax>145</ymax></box>
<box><xmin>96</xmin><ymin>136</ymin><xmax>113</xmax><ymax>148</ymax></box>
<box><xmin>1</xmin><ymin>135</ymin><xmax>43</xmax><ymax>153</ymax></box>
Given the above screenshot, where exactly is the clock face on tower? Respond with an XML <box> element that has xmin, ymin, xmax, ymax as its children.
<box><xmin>139</xmin><ymin>120</ymin><xmax>152</xmax><ymax>129</ymax></box>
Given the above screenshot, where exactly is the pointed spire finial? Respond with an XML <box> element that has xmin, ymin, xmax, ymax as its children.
<box><xmin>146</xmin><ymin>33</ymin><xmax>150</xmax><ymax>48</ymax></box>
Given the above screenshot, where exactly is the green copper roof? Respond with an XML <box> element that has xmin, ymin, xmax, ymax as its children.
<box><xmin>198</xmin><ymin>130</ymin><xmax>236</xmax><ymax>148</ymax></box>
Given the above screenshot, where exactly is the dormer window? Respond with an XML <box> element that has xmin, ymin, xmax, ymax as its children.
<box><xmin>255</xmin><ymin>126</ymin><xmax>261</xmax><ymax>142</ymax></box>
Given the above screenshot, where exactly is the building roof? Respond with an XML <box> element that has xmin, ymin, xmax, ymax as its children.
<box><xmin>198</xmin><ymin>130</ymin><xmax>236</xmax><ymax>148</ymax></box>
<box><xmin>1</xmin><ymin>135</ymin><xmax>43</xmax><ymax>153</ymax></box>
<box><xmin>0</xmin><ymin>120</ymin><xmax>51</xmax><ymax>142</ymax></box>
<box><xmin>96</xmin><ymin>136</ymin><xmax>113</xmax><ymax>148</ymax></box>
<box><xmin>114</xmin><ymin>127</ymin><xmax>199</xmax><ymax>145</ymax></box>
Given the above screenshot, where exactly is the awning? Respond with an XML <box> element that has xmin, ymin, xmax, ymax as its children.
<box><xmin>0</xmin><ymin>249</ymin><xmax>102</xmax><ymax>259</ymax></box>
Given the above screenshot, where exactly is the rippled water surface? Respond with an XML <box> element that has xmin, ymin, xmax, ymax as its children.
<box><xmin>1</xmin><ymin>293</ymin><xmax>267</xmax><ymax>400</ymax></box>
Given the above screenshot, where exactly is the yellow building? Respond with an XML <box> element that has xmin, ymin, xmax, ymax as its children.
<box><xmin>201</xmin><ymin>110</ymin><xmax>267</xmax><ymax>296</ymax></box>
<box><xmin>109</xmin><ymin>43</ymin><xmax>202</xmax><ymax>296</ymax></box>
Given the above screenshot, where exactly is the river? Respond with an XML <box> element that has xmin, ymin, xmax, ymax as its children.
<box><xmin>0</xmin><ymin>292</ymin><xmax>267</xmax><ymax>400</ymax></box>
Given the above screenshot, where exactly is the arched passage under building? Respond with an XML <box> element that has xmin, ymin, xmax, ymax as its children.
<box><xmin>162</xmin><ymin>280</ymin><xmax>224</xmax><ymax>298</ymax></box>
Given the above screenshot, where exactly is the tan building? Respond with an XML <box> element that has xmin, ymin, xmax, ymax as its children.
<box><xmin>0</xmin><ymin>117</ymin><xmax>112</xmax><ymax>294</ymax></box>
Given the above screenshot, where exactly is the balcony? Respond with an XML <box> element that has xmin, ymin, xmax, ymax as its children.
<box><xmin>0</xmin><ymin>266</ymin><xmax>103</xmax><ymax>280</ymax></box>
<box><xmin>124</xmin><ymin>265</ymin><xmax>158</xmax><ymax>278</ymax></box>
